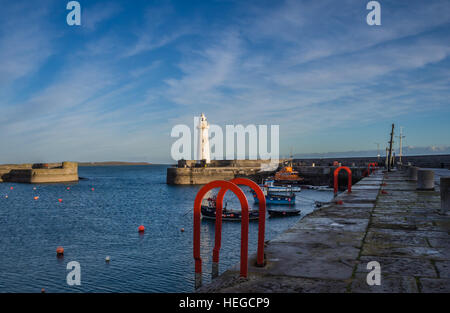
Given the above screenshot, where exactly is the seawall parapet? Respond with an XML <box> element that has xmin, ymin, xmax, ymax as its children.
<box><xmin>167</xmin><ymin>167</ymin><xmax>268</xmax><ymax>185</ymax></box>
<box><xmin>167</xmin><ymin>159</ymin><xmax>275</xmax><ymax>185</ymax></box>
<box><xmin>167</xmin><ymin>160</ymin><xmax>367</xmax><ymax>186</ymax></box>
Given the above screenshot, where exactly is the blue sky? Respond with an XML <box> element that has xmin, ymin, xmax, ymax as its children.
<box><xmin>0</xmin><ymin>0</ymin><xmax>449</xmax><ymax>164</ymax></box>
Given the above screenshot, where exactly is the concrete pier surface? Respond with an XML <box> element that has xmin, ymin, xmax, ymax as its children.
<box><xmin>198</xmin><ymin>168</ymin><xmax>450</xmax><ymax>293</ymax></box>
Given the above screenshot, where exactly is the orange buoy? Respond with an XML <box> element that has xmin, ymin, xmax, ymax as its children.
<box><xmin>34</xmin><ymin>196</ymin><xmax>39</xmax><ymax>200</ymax></box>
<box><xmin>10</xmin><ymin>187</ymin><xmax>13</xmax><ymax>190</ymax></box>
<box><xmin>138</xmin><ymin>225</ymin><xmax>145</xmax><ymax>232</ymax></box>
<box><xmin>66</xmin><ymin>187</ymin><xmax>70</xmax><ymax>190</ymax></box>
<box><xmin>56</xmin><ymin>246</ymin><xmax>64</xmax><ymax>256</ymax></box>
<box><xmin>91</xmin><ymin>188</ymin><xmax>95</xmax><ymax>191</ymax></box>
<box><xmin>180</xmin><ymin>228</ymin><xmax>185</xmax><ymax>232</ymax></box>
<box><xmin>58</xmin><ymin>199</ymin><xmax>63</xmax><ymax>203</ymax></box>
<box><xmin>336</xmin><ymin>200</ymin><xmax>344</xmax><ymax>205</ymax></box>
<box><xmin>41</xmin><ymin>288</ymin><xmax>45</xmax><ymax>293</ymax></box>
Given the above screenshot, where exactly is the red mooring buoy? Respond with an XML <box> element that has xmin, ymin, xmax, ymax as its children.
<box><xmin>58</xmin><ymin>199</ymin><xmax>63</xmax><ymax>203</ymax></box>
<box><xmin>56</xmin><ymin>246</ymin><xmax>64</xmax><ymax>256</ymax></box>
<box><xmin>138</xmin><ymin>225</ymin><xmax>145</xmax><ymax>233</ymax></box>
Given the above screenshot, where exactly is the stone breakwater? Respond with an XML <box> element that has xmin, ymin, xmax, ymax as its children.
<box><xmin>167</xmin><ymin>167</ymin><xmax>269</xmax><ymax>185</ymax></box>
<box><xmin>0</xmin><ymin>162</ymin><xmax>78</xmax><ymax>184</ymax></box>
<box><xmin>198</xmin><ymin>168</ymin><xmax>450</xmax><ymax>293</ymax></box>
<box><xmin>167</xmin><ymin>159</ymin><xmax>366</xmax><ymax>186</ymax></box>
<box><xmin>167</xmin><ymin>160</ymin><xmax>274</xmax><ymax>185</ymax></box>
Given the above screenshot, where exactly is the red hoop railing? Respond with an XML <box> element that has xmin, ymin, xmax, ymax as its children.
<box><xmin>334</xmin><ymin>166</ymin><xmax>352</xmax><ymax>196</ymax></box>
<box><xmin>368</xmin><ymin>162</ymin><xmax>377</xmax><ymax>175</ymax></box>
<box><xmin>193</xmin><ymin>180</ymin><xmax>255</xmax><ymax>289</ymax></box>
<box><xmin>212</xmin><ymin>178</ymin><xmax>266</xmax><ymax>277</ymax></box>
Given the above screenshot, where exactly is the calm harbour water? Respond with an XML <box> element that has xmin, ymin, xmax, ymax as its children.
<box><xmin>0</xmin><ymin>165</ymin><xmax>332</xmax><ymax>293</ymax></box>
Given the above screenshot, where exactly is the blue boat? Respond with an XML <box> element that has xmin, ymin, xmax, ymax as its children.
<box><xmin>251</xmin><ymin>186</ymin><xmax>296</xmax><ymax>205</ymax></box>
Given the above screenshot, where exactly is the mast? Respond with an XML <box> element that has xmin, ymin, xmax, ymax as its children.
<box><xmin>385</xmin><ymin>147</ymin><xmax>389</xmax><ymax>169</ymax></box>
<box><xmin>387</xmin><ymin>124</ymin><xmax>395</xmax><ymax>172</ymax></box>
<box><xmin>289</xmin><ymin>147</ymin><xmax>293</xmax><ymax>167</ymax></box>
<box><xmin>397</xmin><ymin>127</ymin><xmax>405</xmax><ymax>165</ymax></box>
<box><xmin>374</xmin><ymin>142</ymin><xmax>380</xmax><ymax>162</ymax></box>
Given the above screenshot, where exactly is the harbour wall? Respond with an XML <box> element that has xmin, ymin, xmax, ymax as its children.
<box><xmin>0</xmin><ymin>162</ymin><xmax>78</xmax><ymax>184</ymax></box>
<box><xmin>166</xmin><ymin>167</ymin><xmax>270</xmax><ymax>185</ymax></box>
<box><xmin>294</xmin><ymin>154</ymin><xmax>450</xmax><ymax>169</ymax></box>
<box><xmin>167</xmin><ymin>160</ymin><xmax>275</xmax><ymax>185</ymax></box>
<box><xmin>296</xmin><ymin>166</ymin><xmax>366</xmax><ymax>187</ymax></box>
<box><xmin>167</xmin><ymin>159</ymin><xmax>366</xmax><ymax>187</ymax></box>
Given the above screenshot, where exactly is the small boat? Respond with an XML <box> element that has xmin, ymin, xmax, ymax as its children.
<box><xmin>251</xmin><ymin>186</ymin><xmax>296</xmax><ymax>205</ymax></box>
<box><xmin>261</xmin><ymin>179</ymin><xmax>301</xmax><ymax>192</ymax></box>
<box><xmin>268</xmin><ymin>209</ymin><xmax>301</xmax><ymax>217</ymax></box>
<box><xmin>201</xmin><ymin>196</ymin><xmax>260</xmax><ymax>221</ymax></box>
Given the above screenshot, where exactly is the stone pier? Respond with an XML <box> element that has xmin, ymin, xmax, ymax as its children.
<box><xmin>198</xmin><ymin>168</ymin><xmax>450</xmax><ymax>293</ymax></box>
<box><xmin>0</xmin><ymin>162</ymin><xmax>78</xmax><ymax>183</ymax></box>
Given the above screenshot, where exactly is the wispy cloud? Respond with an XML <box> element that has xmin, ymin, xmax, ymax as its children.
<box><xmin>83</xmin><ymin>2</ymin><xmax>121</xmax><ymax>30</ymax></box>
<box><xmin>0</xmin><ymin>0</ymin><xmax>449</xmax><ymax>163</ymax></box>
<box><xmin>122</xmin><ymin>5</ymin><xmax>195</xmax><ymax>57</ymax></box>
<box><xmin>0</xmin><ymin>2</ymin><xmax>56</xmax><ymax>84</ymax></box>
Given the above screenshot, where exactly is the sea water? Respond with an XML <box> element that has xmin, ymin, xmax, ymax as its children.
<box><xmin>0</xmin><ymin>165</ymin><xmax>332</xmax><ymax>292</ymax></box>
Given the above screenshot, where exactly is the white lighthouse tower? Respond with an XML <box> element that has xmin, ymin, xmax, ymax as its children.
<box><xmin>197</xmin><ymin>113</ymin><xmax>211</xmax><ymax>163</ymax></box>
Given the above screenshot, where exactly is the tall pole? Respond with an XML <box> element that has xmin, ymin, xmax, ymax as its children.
<box><xmin>387</xmin><ymin>124</ymin><xmax>395</xmax><ymax>172</ymax></box>
<box><xmin>374</xmin><ymin>142</ymin><xmax>380</xmax><ymax>162</ymax></box>
<box><xmin>397</xmin><ymin>127</ymin><xmax>405</xmax><ymax>165</ymax></box>
<box><xmin>385</xmin><ymin>147</ymin><xmax>389</xmax><ymax>168</ymax></box>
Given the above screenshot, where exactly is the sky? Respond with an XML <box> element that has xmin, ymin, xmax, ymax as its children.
<box><xmin>0</xmin><ymin>0</ymin><xmax>449</xmax><ymax>164</ymax></box>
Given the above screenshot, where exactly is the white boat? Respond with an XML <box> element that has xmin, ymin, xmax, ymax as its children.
<box><xmin>260</xmin><ymin>180</ymin><xmax>301</xmax><ymax>192</ymax></box>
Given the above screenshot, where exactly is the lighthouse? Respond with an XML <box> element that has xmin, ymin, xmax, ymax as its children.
<box><xmin>197</xmin><ymin>113</ymin><xmax>211</xmax><ymax>163</ymax></box>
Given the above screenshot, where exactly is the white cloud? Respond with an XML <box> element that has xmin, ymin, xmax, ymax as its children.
<box><xmin>0</xmin><ymin>3</ymin><xmax>55</xmax><ymax>83</ymax></box>
<box><xmin>83</xmin><ymin>2</ymin><xmax>121</xmax><ymax>30</ymax></box>
<box><xmin>1</xmin><ymin>0</ymin><xmax>449</xmax><ymax>163</ymax></box>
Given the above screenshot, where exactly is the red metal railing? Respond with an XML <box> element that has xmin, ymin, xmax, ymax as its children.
<box><xmin>213</xmin><ymin>178</ymin><xmax>266</xmax><ymax>277</ymax></box>
<box><xmin>334</xmin><ymin>166</ymin><xmax>352</xmax><ymax>196</ymax></box>
<box><xmin>193</xmin><ymin>179</ymin><xmax>266</xmax><ymax>289</ymax></box>
<box><xmin>368</xmin><ymin>162</ymin><xmax>377</xmax><ymax>175</ymax></box>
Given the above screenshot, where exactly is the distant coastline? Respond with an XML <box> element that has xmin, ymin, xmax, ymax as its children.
<box><xmin>78</xmin><ymin>161</ymin><xmax>152</xmax><ymax>166</ymax></box>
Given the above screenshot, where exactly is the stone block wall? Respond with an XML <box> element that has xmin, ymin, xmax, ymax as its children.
<box><xmin>0</xmin><ymin>162</ymin><xmax>78</xmax><ymax>183</ymax></box>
